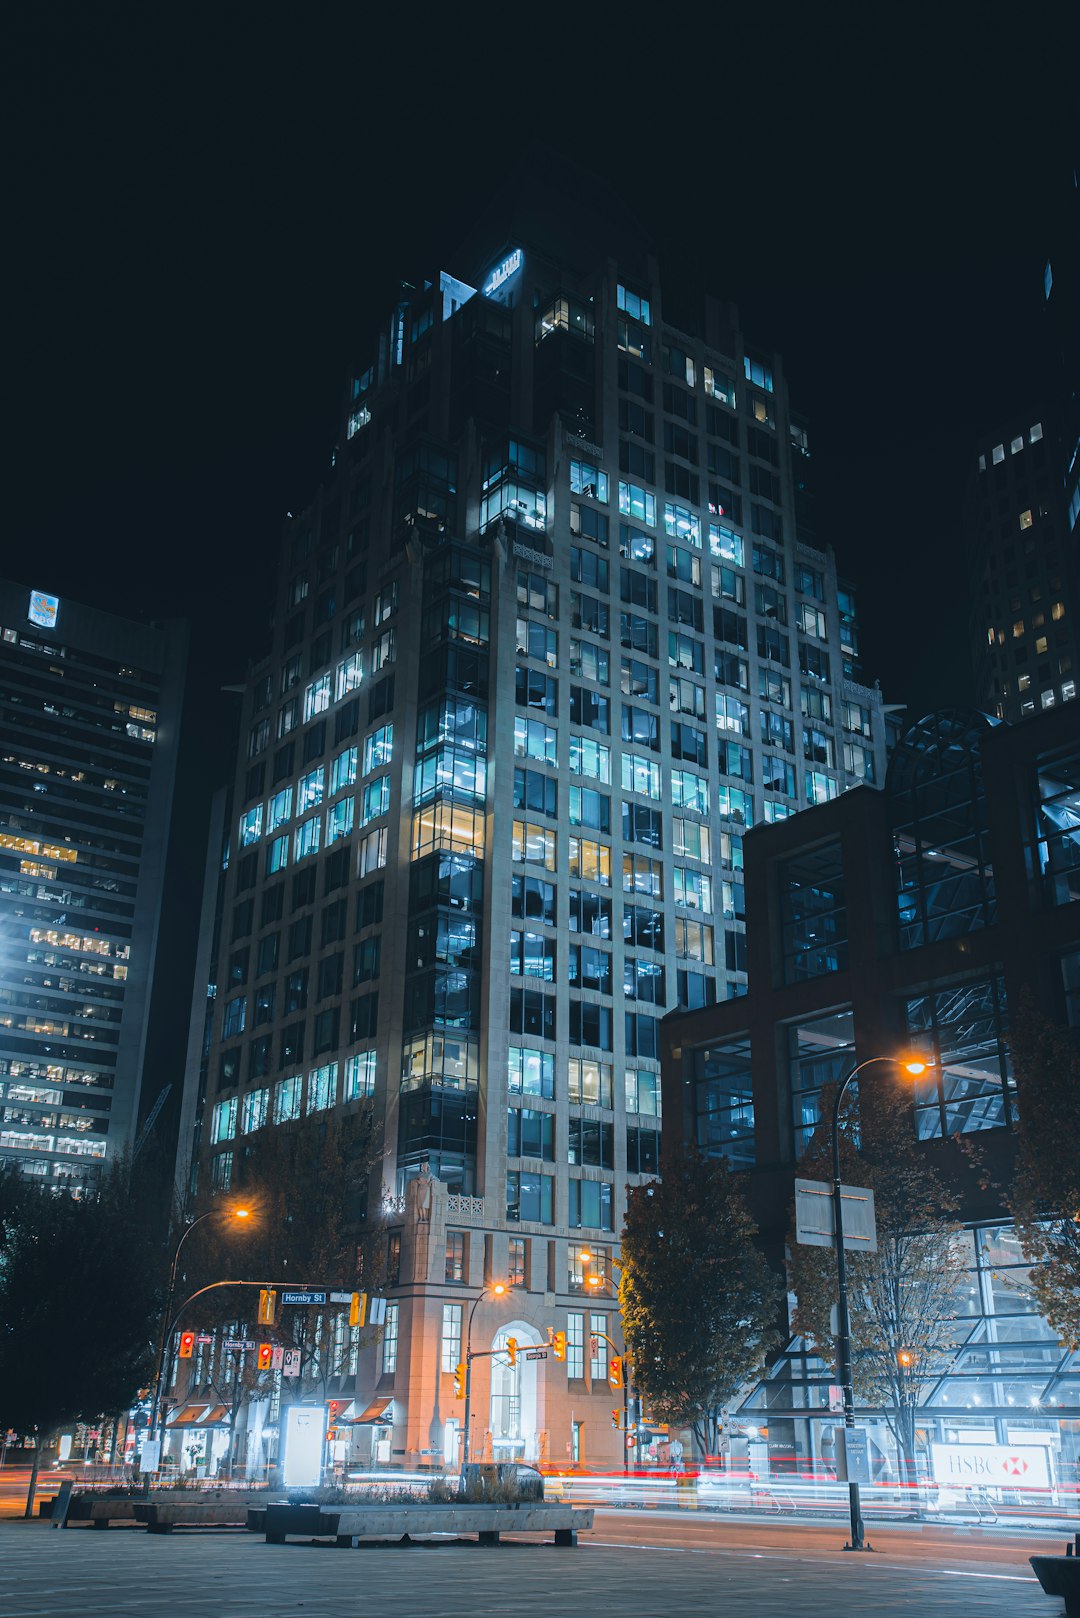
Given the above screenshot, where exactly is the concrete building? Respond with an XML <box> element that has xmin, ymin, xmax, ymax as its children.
<box><xmin>0</xmin><ymin>578</ymin><xmax>186</xmax><ymax>1184</ymax></box>
<box><xmin>183</xmin><ymin>177</ymin><xmax>889</xmax><ymax>1474</ymax></box>
<box><xmin>661</xmin><ymin>704</ymin><xmax>1080</xmax><ymax>1486</ymax></box>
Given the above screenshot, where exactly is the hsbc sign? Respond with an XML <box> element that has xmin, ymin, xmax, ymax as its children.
<box><xmin>931</xmin><ymin>1442</ymin><xmax>1051</xmax><ymax>1490</ymax></box>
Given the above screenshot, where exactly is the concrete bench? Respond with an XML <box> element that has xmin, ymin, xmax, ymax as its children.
<box><xmin>263</xmin><ymin>1501</ymin><xmax>594</xmax><ymax>1547</ymax></box>
<box><xmin>135</xmin><ymin>1498</ymin><xmax>265</xmax><ymax>1533</ymax></box>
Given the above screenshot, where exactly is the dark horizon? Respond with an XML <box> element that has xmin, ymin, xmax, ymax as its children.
<box><xmin>7</xmin><ymin>9</ymin><xmax>1076</xmax><ymax>774</ymax></box>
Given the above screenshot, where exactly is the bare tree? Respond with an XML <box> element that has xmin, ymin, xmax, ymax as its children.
<box><xmin>788</xmin><ymin>1086</ymin><xmax>970</xmax><ymax>1486</ymax></box>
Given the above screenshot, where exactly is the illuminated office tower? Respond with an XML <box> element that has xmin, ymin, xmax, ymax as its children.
<box><xmin>188</xmin><ymin>181</ymin><xmax>886</xmax><ymax>1470</ymax></box>
<box><xmin>0</xmin><ymin>579</ymin><xmax>186</xmax><ymax>1185</ymax></box>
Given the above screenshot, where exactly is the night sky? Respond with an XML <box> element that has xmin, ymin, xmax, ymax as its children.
<box><xmin>6</xmin><ymin>6</ymin><xmax>1077</xmax><ymax>785</ymax></box>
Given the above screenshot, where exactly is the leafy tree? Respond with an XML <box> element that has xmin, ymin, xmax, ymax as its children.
<box><xmin>620</xmin><ymin>1154</ymin><xmax>783</xmax><ymax>1456</ymax></box>
<box><xmin>0</xmin><ymin>1156</ymin><xmax>162</xmax><ymax>1513</ymax></box>
<box><xmin>787</xmin><ymin>1084</ymin><xmax>969</xmax><ymax>1486</ymax></box>
<box><xmin>1009</xmin><ymin>997</ymin><xmax>1080</xmax><ymax>1349</ymax></box>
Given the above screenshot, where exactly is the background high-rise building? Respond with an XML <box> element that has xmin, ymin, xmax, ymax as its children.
<box><xmin>0</xmin><ymin>579</ymin><xmax>186</xmax><ymax>1184</ymax></box>
<box><xmin>186</xmin><ymin>184</ymin><xmax>889</xmax><ymax>1471</ymax></box>
<box><xmin>966</xmin><ymin>170</ymin><xmax>1079</xmax><ymax>723</ymax></box>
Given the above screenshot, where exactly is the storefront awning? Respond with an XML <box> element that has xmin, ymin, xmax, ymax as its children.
<box><xmin>166</xmin><ymin>1402</ymin><xmax>229</xmax><ymax>1427</ymax></box>
<box><xmin>166</xmin><ymin>1404</ymin><xmax>210</xmax><ymax>1427</ymax></box>
<box><xmin>350</xmin><ymin>1397</ymin><xmax>393</xmax><ymax>1425</ymax></box>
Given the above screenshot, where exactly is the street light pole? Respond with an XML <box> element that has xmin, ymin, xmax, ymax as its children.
<box><xmin>461</xmin><ymin>1282</ymin><xmax>506</xmax><ymax>1470</ymax></box>
<box><xmin>149</xmin><ymin>1206</ymin><xmax>251</xmax><ymax>1457</ymax></box>
<box><xmin>829</xmin><ymin>1054</ymin><xmax>930</xmax><ymax>1552</ymax></box>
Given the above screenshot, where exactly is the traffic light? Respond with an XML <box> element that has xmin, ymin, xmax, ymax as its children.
<box><xmin>258</xmin><ymin>1289</ymin><xmax>277</xmax><ymax>1326</ymax></box>
<box><xmin>327</xmin><ymin>1399</ymin><xmax>343</xmax><ymax>1441</ymax></box>
<box><xmin>611</xmin><ymin>1409</ymin><xmax>621</xmax><ymax>1429</ymax></box>
<box><xmin>609</xmin><ymin>1355</ymin><xmax>623</xmax><ymax>1390</ymax></box>
<box><xmin>552</xmin><ymin>1330</ymin><xmax>567</xmax><ymax>1362</ymax></box>
<box><xmin>349</xmin><ymin>1292</ymin><xmax>368</xmax><ymax>1328</ymax></box>
<box><xmin>453</xmin><ymin>1362</ymin><xmax>466</xmax><ymax>1398</ymax></box>
<box><xmin>256</xmin><ymin>1342</ymin><xmax>273</xmax><ymax>1371</ymax></box>
<box><xmin>178</xmin><ymin>1331</ymin><xmax>195</xmax><ymax>1359</ymax></box>
<box><xmin>505</xmin><ymin>1336</ymin><xmax>518</xmax><ymax>1368</ymax></box>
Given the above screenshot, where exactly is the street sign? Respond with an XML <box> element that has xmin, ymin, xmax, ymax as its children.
<box><xmin>330</xmin><ymin>1291</ymin><xmax>353</xmax><ymax>1304</ymax></box>
<box><xmin>196</xmin><ymin>1334</ymin><xmax>213</xmax><ymax>1345</ymax></box>
<box><xmin>368</xmin><ymin>1297</ymin><xmax>387</xmax><ymax>1326</ymax></box>
<box><xmin>223</xmin><ymin>1338</ymin><xmax>257</xmax><ymax>1351</ymax></box>
<box><xmin>525</xmin><ymin>1348</ymin><xmax>548</xmax><ymax>1361</ymax></box>
<box><xmin>271</xmin><ymin>1346</ymin><xmax>285</xmax><ymax>1371</ymax></box>
<box><xmin>282</xmin><ymin>1348</ymin><xmax>302</xmax><ymax>1378</ymax></box>
<box><xmin>837</xmin><ymin>1427</ymin><xmax>873</xmax><ymax>1483</ymax></box>
<box><xmin>280</xmin><ymin>1290</ymin><xmax>328</xmax><ymax>1306</ymax></box>
<box><xmin>795</xmin><ymin>1179</ymin><xmax>877</xmax><ymax>1252</ymax></box>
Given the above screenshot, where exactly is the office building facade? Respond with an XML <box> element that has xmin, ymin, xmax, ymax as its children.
<box><xmin>0</xmin><ymin>579</ymin><xmax>186</xmax><ymax>1183</ymax></box>
<box><xmin>189</xmin><ymin>195</ymin><xmax>887</xmax><ymax>1471</ymax></box>
<box><xmin>662</xmin><ymin>705</ymin><xmax>1080</xmax><ymax>1485</ymax></box>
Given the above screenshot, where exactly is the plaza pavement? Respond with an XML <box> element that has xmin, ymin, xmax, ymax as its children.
<box><xmin>0</xmin><ymin>1512</ymin><xmax>1064</xmax><ymax>1618</ymax></box>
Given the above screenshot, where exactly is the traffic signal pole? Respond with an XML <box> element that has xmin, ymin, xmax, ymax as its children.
<box><xmin>591</xmin><ymin>1329</ymin><xmax>630</xmax><ymax>1476</ymax></box>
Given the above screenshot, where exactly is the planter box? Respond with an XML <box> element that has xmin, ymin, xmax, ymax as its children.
<box><xmin>52</xmin><ymin>1494</ymin><xmax>142</xmax><ymax>1528</ymax></box>
<box><xmin>1029</xmin><ymin>1553</ymin><xmax>1080</xmax><ymax>1616</ymax></box>
<box><xmin>263</xmin><ymin>1500</ymin><xmax>593</xmax><ymax>1547</ymax></box>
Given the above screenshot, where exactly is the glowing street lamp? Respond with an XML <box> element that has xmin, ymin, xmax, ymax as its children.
<box><xmin>830</xmin><ymin>1052</ymin><xmax>934</xmax><ymax>1552</ymax></box>
<box><xmin>149</xmin><ymin>1204</ymin><xmax>254</xmax><ymax>1457</ymax></box>
<box><xmin>461</xmin><ymin>1281</ymin><xmax>507</xmax><ymax>1469</ymax></box>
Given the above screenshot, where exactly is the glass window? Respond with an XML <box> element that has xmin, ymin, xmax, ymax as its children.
<box><xmin>1032</xmin><ymin>743</ymin><xmax>1080</xmax><ymax>905</ymax></box>
<box><xmin>788</xmin><ymin>1009</ymin><xmax>854</xmax><ymax>1156</ymax></box>
<box><xmin>506</xmin><ymin>1171</ymin><xmax>554</xmax><ymax>1225</ymax></box>
<box><xmin>779</xmin><ymin>840</ymin><xmax>847</xmax><ymax>982</ymax></box>
<box><xmin>445</xmin><ymin>1231</ymin><xmax>466</xmax><ymax>1285</ymax></box>
<box><xmin>906</xmin><ymin>977</ymin><xmax>1013</xmax><ymax>1137</ymax></box>
<box><xmin>891</xmin><ymin>713</ymin><xmax>997</xmax><ymax>949</ymax></box>
<box><xmin>508</xmin><ymin>1047</ymin><xmax>555</xmax><ymax>1099</ymax></box>
<box><xmin>382</xmin><ymin>1302</ymin><xmax>399</xmax><ymax>1373</ymax></box>
<box><xmin>570</xmin><ymin>460</ymin><xmax>609</xmax><ymax>503</ymax></box>
<box><xmin>441</xmin><ymin>1302</ymin><xmax>462</xmax><ymax>1371</ymax></box>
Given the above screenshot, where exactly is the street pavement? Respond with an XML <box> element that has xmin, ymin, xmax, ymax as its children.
<box><xmin>0</xmin><ymin>1509</ymin><xmax>1066</xmax><ymax>1617</ymax></box>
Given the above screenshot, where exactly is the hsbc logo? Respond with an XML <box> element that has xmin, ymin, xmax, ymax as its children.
<box><xmin>931</xmin><ymin>1442</ymin><xmax>1050</xmax><ymax>1489</ymax></box>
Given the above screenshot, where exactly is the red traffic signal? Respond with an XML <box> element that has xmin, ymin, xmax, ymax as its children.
<box><xmin>609</xmin><ymin>1355</ymin><xmax>624</xmax><ymax>1390</ymax></box>
<box><xmin>256</xmin><ymin>1342</ymin><xmax>273</xmax><ymax>1371</ymax></box>
<box><xmin>178</xmin><ymin>1331</ymin><xmax>196</xmax><ymax>1359</ymax></box>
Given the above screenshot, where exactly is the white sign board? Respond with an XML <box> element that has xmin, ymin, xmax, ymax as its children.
<box><xmin>282</xmin><ymin>1406</ymin><xmax>327</xmax><ymax>1488</ymax></box>
<box><xmin>139</xmin><ymin>1440</ymin><xmax>161</xmax><ymax>1474</ymax></box>
<box><xmin>931</xmin><ymin>1442</ymin><xmax>1051</xmax><ymax>1490</ymax></box>
<box><xmin>795</xmin><ymin>1179</ymin><xmax>877</xmax><ymax>1252</ymax></box>
<box><xmin>836</xmin><ymin>1426</ymin><xmax>873</xmax><ymax>1483</ymax></box>
<box><xmin>282</xmin><ymin>1348</ymin><xmax>302</xmax><ymax>1378</ymax></box>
